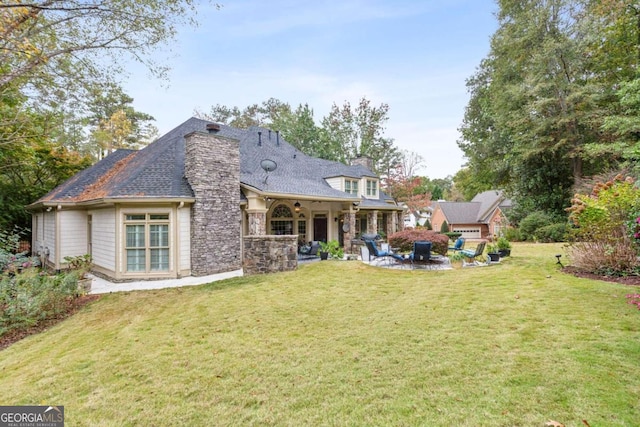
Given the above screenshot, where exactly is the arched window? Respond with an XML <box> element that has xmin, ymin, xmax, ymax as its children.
<box><xmin>272</xmin><ymin>204</ymin><xmax>293</xmax><ymax>218</ymax></box>
<box><xmin>270</xmin><ymin>204</ymin><xmax>294</xmax><ymax>235</ymax></box>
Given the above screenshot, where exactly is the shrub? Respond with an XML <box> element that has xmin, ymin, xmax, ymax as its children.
<box><xmin>503</xmin><ymin>227</ymin><xmax>523</xmax><ymax>242</ymax></box>
<box><xmin>388</xmin><ymin>229</ymin><xmax>449</xmax><ymax>255</ymax></box>
<box><xmin>566</xmin><ymin>174</ymin><xmax>640</xmax><ymax>275</ymax></box>
<box><xmin>519</xmin><ymin>211</ymin><xmax>553</xmax><ymax>241</ymax></box>
<box><xmin>535</xmin><ymin>223</ymin><xmax>568</xmax><ymax>242</ymax></box>
<box><xmin>0</xmin><ymin>269</ymin><xmax>80</xmax><ymax>337</ymax></box>
<box><xmin>440</xmin><ymin>221</ymin><xmax>449</xmax><ymax>233</ymax></box>
<box><xmin>0</xmin><ymin>227</ymin><xmax>39</xmax><ymax>273</ymax></box>
<box><xmin>444</xmin><ymin>232</ymin><xmax>462</xmax><ymax>241</ymax></box>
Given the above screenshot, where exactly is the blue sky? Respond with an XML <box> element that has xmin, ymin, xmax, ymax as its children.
<box><xmin>124</xmin><ymin>0</ymin><xmax>498</xmax><ymax>179</ymax></box>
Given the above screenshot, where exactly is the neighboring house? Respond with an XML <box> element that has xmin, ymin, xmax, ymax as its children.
<box><xmin>430</xmin><ymin>190</ymin><xmax>512</xmax><ymax>239</ymax></box>
<box><xmin>402</xmin><ymin>205</ymin><xmax>432</xmax><ymax>228</ymax></box>
<box><xmin>27</xmin><ymin>117</ymin><xmax>403</xmax><ymax>281</ymax></box>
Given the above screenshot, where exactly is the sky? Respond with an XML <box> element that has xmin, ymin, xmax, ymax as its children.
<box><xmin>123</xmin><ymin>0</ymin><xmax>499</xmax><ymax>179</ymax></box>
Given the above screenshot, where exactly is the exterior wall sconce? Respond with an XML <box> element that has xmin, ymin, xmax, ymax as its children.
<box><xmin>334</xmin><ymin>217</ymin><xmax>338</xmax><ymax>222</ymax></box>
<box><xmin>294</xmin><ymin>201</ymin><xmax>301</xmax><ymax>213</ymax></box>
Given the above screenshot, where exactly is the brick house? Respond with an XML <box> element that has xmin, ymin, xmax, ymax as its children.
<box><xmin>430</xmin><ymin>190</ymin><xmax>511</xmax><ymax>239</ymax></box>
<box><xmin>27</xmin><ymin>117</ymin><xmax>403</xmax><ymax>281</ymax></box>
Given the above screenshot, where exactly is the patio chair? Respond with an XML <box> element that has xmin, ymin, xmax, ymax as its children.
<box><xmin>409</xmin><ymin>241</ymin><xmax>432</xmax><ymax>268</ymax></box>
<box><xmin>459</xmin><ymin>241</ymin><xmax>486</xmax><ymax>266</ymax></box>
<box><xmin>363</xmin><ymin>239</ymin><xmax>404</xmax><ymax>264</ymax></box>
<box><xmin>448</xmin><ymin>237</ymin><xmax>465</xmax><ymax>252</ymax></box>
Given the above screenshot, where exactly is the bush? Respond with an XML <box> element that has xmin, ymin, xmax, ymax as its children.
<box><xmin>0</xmin><ymin>227</ymin><xmax>39</xmax><ymax>273</ymax></box>
<box><xmin>535</xmin><ymin>223</ymin><xmax>568</xmax><ymax>242</ymax></box>
<box><xmin>444</xmin><ymin>232</ymin><xmax>462</xmax><ymax>241</ymax></box>
<box><xmin>440</xmin><ymin>221</ymin><xmax>449</xmax><ymax>233</ymax></box>
<box><xmin>519</xmin><ymin>211</ymin><xmax>553</xmax><ymax>241</ymax></box>
<box><xmin>566</xmin><ymin>174</ymin><xmax>640</xmax><ymax>274</ymax></box>
<box><xmin>0</xmin><ymin>269</ymin><xmax>81</xmax><ymax>337</ymax></box>
<box><xmin>503</xmin><ymin>227</ymin><xmax>523</xmax><ymax>242</ymax></box>
<box><xmin>388</xmin><ymin>229</ymin><xmax>449</xmax><ymax>255</ymax></box>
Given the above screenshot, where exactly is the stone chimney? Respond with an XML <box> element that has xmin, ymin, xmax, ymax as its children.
<box><xmin>350</xmin><ymin>155</ymin><xmax>374</xmax><ymax>171</ymax></box>
<box><xmin>184</xmin><ymin>131</ymin><xmax>241</xmax><ymax>276</ymax></box>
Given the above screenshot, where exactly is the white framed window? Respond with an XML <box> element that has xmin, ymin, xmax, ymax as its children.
<box><xmin>366</xmin><ymin>179</ymin><xmax>378</xmax><ymax>197</ymax></box>
<box><xmin>270</xmin><ymin>204</ymin><xmax>294</xmax><ymax>235</ymax></box>
<box><xmin>124</xmin><ymin>213</ymin><xmax>170</xmax><ymax>273</ymax></box>
<box><xmin>345</xmin><ymin>179</ymin><xmax>359</xmax><ymax>195</ymax></box>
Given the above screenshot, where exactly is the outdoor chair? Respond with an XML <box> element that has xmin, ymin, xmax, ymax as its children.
<box><xmin>460</xmin><ymin>241</ymin><xmax>486</xmax><ymax>266</ymax></box>
<box><xmin>448</xmin><ymin>237</ymin><xmax>465</xmax><ymax>252</ymax></box>
<box><xmin>364</xmin><ymin>239</ymin><xmax>404</xmax><ymax>264</ymax></box>
<box><xmin>409</xmin><ymin>241</ymin><xmax>432</xmax><ymax>268</ymax></box>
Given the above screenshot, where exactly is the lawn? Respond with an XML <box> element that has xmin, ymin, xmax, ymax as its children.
<box><xmin>1</xmin><ymin>243</ymin><xmax>639</xmax><ymax>426</ymax></box>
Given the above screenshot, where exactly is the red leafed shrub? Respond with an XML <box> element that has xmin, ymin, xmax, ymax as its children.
<box><xmin>388</xmin><ymin>229</ymin><xmax>449</xmax><ymax>255</ymax></box>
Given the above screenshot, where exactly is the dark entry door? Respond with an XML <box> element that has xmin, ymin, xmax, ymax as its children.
<box><xmin>313</xmin><ymin>217</ymin><xmax>327</xmax><ymax>242</ymax></box>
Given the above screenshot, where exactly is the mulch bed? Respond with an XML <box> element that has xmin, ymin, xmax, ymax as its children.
<box><xmin>0</xmin><ymin>294</ymin><xmax>100</xmax><ymax>351</ymax></box>
<box><xmin>562</xmin><ymin>266</ymin><xmax>640</xmax><ymax>286</ymax></box>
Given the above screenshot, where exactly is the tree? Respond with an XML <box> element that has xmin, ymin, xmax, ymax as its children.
<box><xmin>459</xmin><ymin>0</ymin><xmax>640</xmax><ymax>218</ymax></box>
<box><xmin>0</xmin><ymin>1</ymin><xmax>216</xmax><ymax>89</ymax></box>
<box><xmin>320</xmin><ymin>97</ymin><xmax>392</xmax><ymax>169</ymax></box>
<box><xmin>0</xmin><ymin>0</ymin><xmax>205</xmax><ymax>230</ymax></box>
<box><xmin>198</xmin><ymin>97</ymin><xmax>402</xmax><ymax>175</ymax></box>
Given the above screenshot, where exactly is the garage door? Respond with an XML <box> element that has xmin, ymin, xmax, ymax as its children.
<box><xmin>453</xmin><ymin>228</ymin><xmax>481</xmax><ymax>239</ymax></box>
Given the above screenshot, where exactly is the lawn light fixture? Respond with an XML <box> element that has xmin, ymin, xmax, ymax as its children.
<box><xmin>555</xmin><ymin>254</ymin><xmax>563</xmax><ymax>266</ymax></box>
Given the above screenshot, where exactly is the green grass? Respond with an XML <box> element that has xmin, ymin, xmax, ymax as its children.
<box><xmin>1</xmin><ymin>243</ymin><xmax>639</xmax><ymax>426</ymax></box>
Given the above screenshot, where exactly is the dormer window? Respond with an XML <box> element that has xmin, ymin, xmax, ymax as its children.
<box><xmin>366</xmin><ymin>179</ymin><xmax>378</xmax><ymax>197</ymax></box>
<box><xmin>345</xmin><ymin>179</ymin><xmax>358</xmax><ymax>195</ymax></box>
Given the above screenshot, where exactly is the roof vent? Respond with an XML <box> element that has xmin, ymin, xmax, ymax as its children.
<box><xmin>206</xmin><ymin>123</ymin><xmax>220</xmax><ymax>133</ymax></box>
<box><xmin>258</xmin><ymin>131</ymin><xmax>262</xmax><ymax>146</ymax></box>
<box><xmin>276</xmin><ymin>130</ymin><xmax>280</xmax><ymax>146</ymax></box>
<box><xmin>268</xmin><ymin>129</ymin><xmax>272</xmax><ymax>140</ymax></box>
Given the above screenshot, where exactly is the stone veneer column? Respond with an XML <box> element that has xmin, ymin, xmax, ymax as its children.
<box><xmin>247</xmin><ymin>211</ymin><xmax>266</xmax><ymax>235</ymax></box>
<box><xmin>367</xmin><ymin>210</ymin><xmax>378</xmax><ymax>235</ymax></box>
<box><xmin>343</xmin><ymin>211</ymin><xmax>356</xmax><ymax>253</ymax></box>
<box><xmin>184</xmin><ymin>131</ymin><xmax>241</xmax><ymax>276</ymax></box>
<box><xmin>387</xmin><ymin>212</ymin><xmax>397</xmax><ymax>237</ymax></box>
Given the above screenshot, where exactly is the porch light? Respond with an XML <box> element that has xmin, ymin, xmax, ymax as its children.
<box><xmin>294</xmin><ymin>201</ymin><xmax>301</xmax><ymax>212</ymax></box>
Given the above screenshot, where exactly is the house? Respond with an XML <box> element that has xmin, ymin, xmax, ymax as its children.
<box><xmin>402</xmin><ymin>205</ymin><xmax>432</xmax><ymax>228</ymax></box>
<box><xmin>27</xmin><ymin>117</ymin><xmax>403</xmax><ymax>281</ymax></box>
<box><xmin>430</xmin><ymin>190</ymin><xmax>511</xmax><ymax>239</ymax></box>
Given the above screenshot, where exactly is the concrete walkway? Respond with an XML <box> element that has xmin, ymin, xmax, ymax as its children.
<box><xmin>89</xmin><ymin>269</ymin><xmax>244</xmax><ymax>294</ymax></box>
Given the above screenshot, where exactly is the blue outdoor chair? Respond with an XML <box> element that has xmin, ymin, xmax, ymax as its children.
<box><xmin>448</xmin><ymin>237</ymin><xmax>465</xmax><ymax>252</ymax></box>
<box><xmin>364</xmin><ymin>239</ymin><xmax>405</xmax><ymax>264</ymax></box>
<box><xmin>409</xmin><ymin>241</ymin><xmax>432</xmax><ymax>268</ymax></box>
<box><xmin>459</xmin><ymin>241</ymin><xmax>486</xmax><ymax>266</ymax></box>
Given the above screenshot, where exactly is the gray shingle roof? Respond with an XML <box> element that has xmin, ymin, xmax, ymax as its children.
<box><xmin>34</xmin><ymin>117</ymin><xmax>396</xmax><ymax>208</ymax></box>
<box><xmin>437</xmin><ymin>190</ymin><xmax>507</xmax><ymax>224</ymax></box>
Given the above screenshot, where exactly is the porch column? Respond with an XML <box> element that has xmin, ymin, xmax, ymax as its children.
<box><xmin>367</xmin><ymin>210</ymin><xmax>378</xmax><ymax>235</ymax></box>
<box><xmin>387</xmin><ymin>212</ymin><xmax>397</xmax><ymax>237</ymax></box>
<box><xmin>247</xmin><ymin>210</ymin><xmax>267</xmax><ymax>235</ymax></box>
<box><xmin>343</xmin><ymin>211</ymin><xmax>356</xmax><ymax>253</ymax></box>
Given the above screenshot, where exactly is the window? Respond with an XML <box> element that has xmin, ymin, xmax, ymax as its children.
<box><xmin>366</xmin><ymin>179</ymin><xmax>378</xmax><ymax>197</ymax></box>
<box><xmin>270</xmin><ymin>204</ymin><xmax>293</xmax><ymax>235</ymax></box>
<box><xmin>124</xmin><ymin>213</ymin><xmax>170</xmax><ymax>273</ymax></box>
<box><xmin>345</xmin><ymin>179</ymin><xmax>359</xmax><ymax>195</ymax></box>
<box><xmin>298</xmin><ymin>219</ymin><xmax>307</xmax><ymax>242</ymax></box>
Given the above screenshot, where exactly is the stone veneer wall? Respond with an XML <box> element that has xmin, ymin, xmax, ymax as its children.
<box><xmin>243</xmin><ymin>235</ymin><xmax>297</xmax><ymax>275</ymax></box>
<box><xmin>184</xmin><ymin>131</ymin><xmax>241</xmax><ymax>276</ymax></box>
